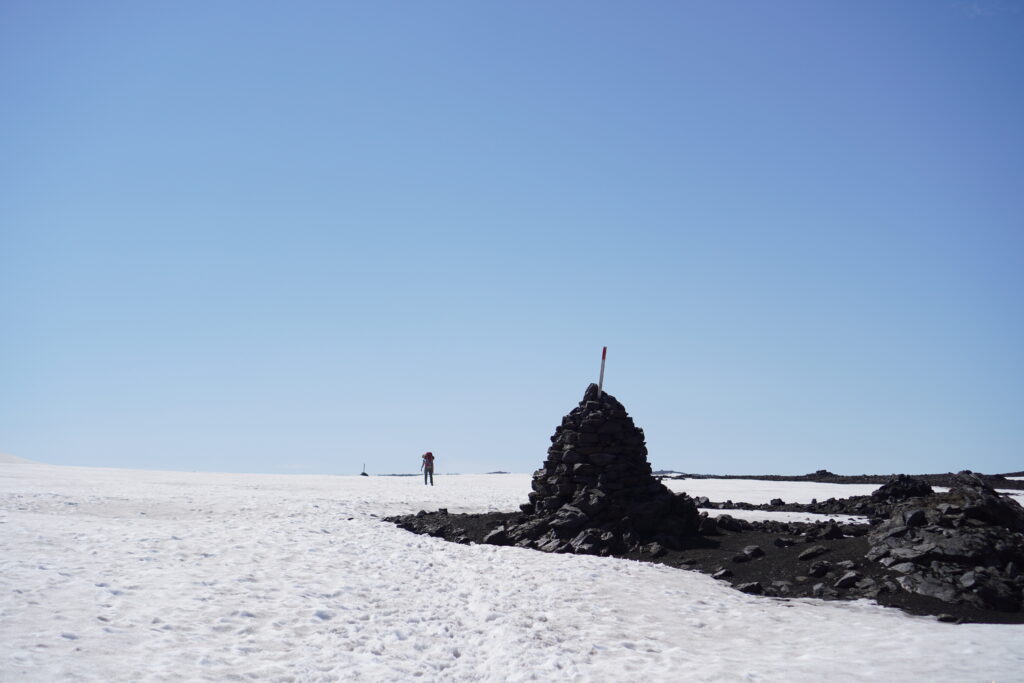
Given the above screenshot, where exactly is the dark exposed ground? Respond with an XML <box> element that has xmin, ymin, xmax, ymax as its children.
<box><xmin>657</xmin><ymin>470</ymin><xmax>1024</xmax><ymax>491</ymax></box>
<box><xmin>387</xmin><ymin>489</ymin><xmax>1024</xmax><ymax>625</ymax></box>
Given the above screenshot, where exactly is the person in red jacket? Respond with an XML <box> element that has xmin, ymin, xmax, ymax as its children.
<box><xmin>421</xmin><ymin>452</ymin><xmax>435</xmax><ymax>486</ymax></box>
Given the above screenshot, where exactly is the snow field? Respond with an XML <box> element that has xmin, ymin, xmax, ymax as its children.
<box><xmin>1</xmin><ymin>465</ymin><xmax>1022</xmax><ymax>682</ymax></box>
<box><xmin>662</xmin><ymin>479</ymin><xmax>877</xmax><ymax>524</ymax></box>
<box><xmin>662</xmin><ymin>478</ymin><xmax>882</xmax><ymax>504</ymax></box>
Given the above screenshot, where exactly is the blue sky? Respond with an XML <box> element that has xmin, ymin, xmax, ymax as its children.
<box><xmin>2</xmin><ymin>1</ymin><xmax>1022</xmax><ymax>476</ymax></box>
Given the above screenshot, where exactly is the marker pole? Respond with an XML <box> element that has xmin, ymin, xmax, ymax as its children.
<box><xmin>598</xmin><ymin>346</ymin><xmax>607</xmax><ymax>396</ymax></box>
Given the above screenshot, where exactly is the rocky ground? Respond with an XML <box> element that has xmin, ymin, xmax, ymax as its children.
<box><xmin>387</xmin><ymin>487</ymin><xmax>1024</xmax><ymax>625</ymax></box>
<box><xmin>387</xmin><ymin>385</ymin><xmax>1024</xmax><ymax>624</ymax></box>
<box><xmin>689</xmin><ymin>473</ymin><xmax>942</xmax><ymax>518</ymax></box>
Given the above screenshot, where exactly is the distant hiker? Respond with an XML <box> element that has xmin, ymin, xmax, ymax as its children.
<box><xmin>421</xmin><ymin>452</ymin><xmax>435</xmax><ymax>486</ymax></box>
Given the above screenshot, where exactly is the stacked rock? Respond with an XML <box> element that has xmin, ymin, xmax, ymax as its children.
<box><xmin>485</xmin><ymin>384</ymin><xmax>700</xmax><ymax>555</ymax></box>
<box><xmin>867</xmin><ymin>471</ymin><xmax>1024</xmax><ymax>611</ymax></box>
<box><xmin>870</xmin><ymin>474</ymin><xmax>934</xmax><ymax>503</ymax></box>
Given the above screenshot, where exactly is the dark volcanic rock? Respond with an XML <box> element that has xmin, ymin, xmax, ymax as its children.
<box><xmin>798</xmin><ymin>545</ymin><xmax>829</xmax><ymax>561</ymax></box>
<box><xmin>871</xmin><ymin>474</ymin><xmax>934</xmax><ymax>503</ymax></box>
<box><xmin>715</xmin><ymin>514</ymin><xmax>744</xmax><ymax>532</ymax></box>
<box><xmin>483</xmin><ymin>527</ymin><xmax>511</xmax><ymax>546</ymax></box>
<box><xmin>503</xmin><ymin>384</ymin><xmax>701</xmax><ymax>555</ymax></box>
<box><xmin>701</xmin><ymin>474</ymin><xmax>942</xmax><ymax>520</ymax></box>
<box><xmin>835</xmin><ymin>571</ymin><xmax>861</xmax><ymax>589</ymax></box>
<box><xmin>867</xmin><ymin>472</ymin><xmax>1024</xmax><ymax>612</ymax></box>
<box><xmin>809</xmin><ymin>560</ymin><xmax>832</xmax><ymax>578</ymax></box>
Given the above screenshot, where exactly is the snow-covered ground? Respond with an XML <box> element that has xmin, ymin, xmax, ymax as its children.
<box><xmin>2</xmin><ymin>464</ymin><xmax>1021</xmax><ymax>682</ymax></box>
<box><xmin>662</xmin><ymin>478</ymin><xmax>875</xmax><ymax>524</ymax></box>
<box><xmin>662</xmin><ymin>477</ymin><xmax>881</xmax><ymax>504</ymax></box>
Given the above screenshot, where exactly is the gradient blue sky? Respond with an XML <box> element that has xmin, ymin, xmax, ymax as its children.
<box><xmin>2</xmin><ymin>1</ymin><xmax>1022</xmax><ymax>476</ymax></box>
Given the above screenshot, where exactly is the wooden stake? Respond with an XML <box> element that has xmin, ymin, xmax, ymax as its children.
<box><xmin>598</xmin><ymin>346</ymin><xmax>607</xmax><ymax>396</ymax></box>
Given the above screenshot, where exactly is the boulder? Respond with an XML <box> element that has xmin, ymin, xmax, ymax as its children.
<box><xmin>871</xmin><ymin>474</ymin><xmax>934</xmax><ymax>503</ymax></box>
<box><xmin>483</xmin><ymin>527</ymin><xmax>511</xmax><ymax>546</ymax></box>
<box><xmin>642</xmin><ymin>542</ymin><xmax>667</xmax><ymax>558</ymax></box>
<box><xmin>715</xmin><ymin>514</ymin><xmax>744</xmax><ymax>532</ymax></box>
<box><xmin>798</xmin><ymin>545</ymin><xmax>829</xmax><ymax>561</ymax></box>
<box><xmin>698</xmin><ymin>515</ymin><xmax>720</xmax><ymax>535</ymax></box>
<box><xmin>835</xmin><ymin>571</ymin><xmax>861</xmax><ymax>589</ymax></box>
<box><xmin>808</xmin><ymin>561</ymin><xmax>831</xmax><ymax>578</ymax></box>
<box><xmin>821</xmin><ymin>523</ymin><xmax>844</xmax><ymax>540</ymax></box>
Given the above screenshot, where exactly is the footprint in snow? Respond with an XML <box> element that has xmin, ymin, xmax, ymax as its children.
<box><xmin>314</xmin><ymin>610</ymin><xmax>334</xmax><ymax>621</ymax></box>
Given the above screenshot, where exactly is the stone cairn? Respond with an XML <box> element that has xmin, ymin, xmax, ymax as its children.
<box><xmin>484</xmin><ymin>383</ymin><xmax>701</xmax><ymax>555</ymax></box>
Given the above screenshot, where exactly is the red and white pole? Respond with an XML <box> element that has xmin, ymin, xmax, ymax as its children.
<box><xmin>598</xmin><ymin>346</ymin><xmax>607</xmax><ymax>396</ymax></box>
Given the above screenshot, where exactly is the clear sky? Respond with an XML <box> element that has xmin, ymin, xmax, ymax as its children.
<box><xmin>2</xmin><ymin>1</ymin><xmax>1022</xmax><ymax>476</ymax></box>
